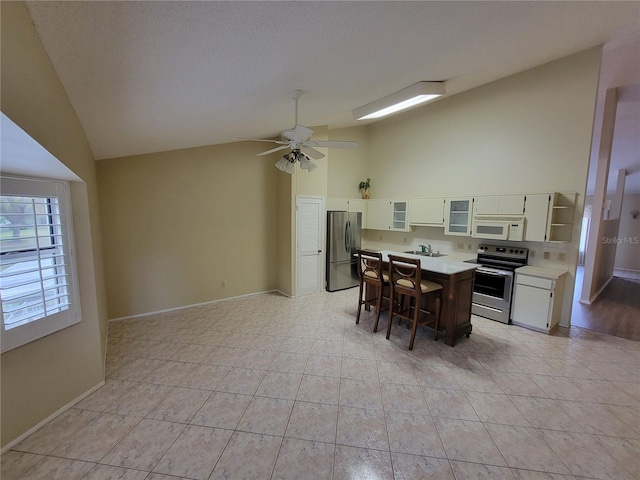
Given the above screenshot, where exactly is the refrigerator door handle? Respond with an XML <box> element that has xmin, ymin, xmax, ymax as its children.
<box><xmin>345</xmin><ymin>221</ymin><xmax>351</xmax><ymax>253</ymax></box>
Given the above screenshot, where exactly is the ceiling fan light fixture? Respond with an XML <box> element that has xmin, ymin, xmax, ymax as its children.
<box><xmin>353</xmin><ymin>81</ymin><xmax>446</xmax><ymax>121</ymax></box>
<box><xmin>275</xmin><ymin>155</ymin><xmax>293</xmax><ymax>173</ymax></box>
<box><xmin>298</xmin><ymin>154</ymin><xmax>313</xmax><ymax>171</ymax></box>
<box><xmin>243</xmin><ymin>90</ymin><xmax>358</xmax><ymax>173</ymax></box>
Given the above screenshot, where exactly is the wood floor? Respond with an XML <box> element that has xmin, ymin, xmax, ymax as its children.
<box><xmin>572</xmin><ymin>268</ymin><xmax>640</xmax><ymax>342</ymax></box>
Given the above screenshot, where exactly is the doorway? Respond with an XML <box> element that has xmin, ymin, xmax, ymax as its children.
<box><xmin>572</xmin><ymin>78</ymin><xmax>640</xmax><ymax>340</ymax></box>
<box><xmin>295</xmin><ymin>195</ymin><xmax>324</xmax><ymax>297</ymax></box>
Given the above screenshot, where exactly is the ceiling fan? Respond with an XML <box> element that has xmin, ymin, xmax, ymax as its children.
<box><xmin>235</xmin><ymin>90</ymin><xmax>358</xmax><ymax>173</ymax></box>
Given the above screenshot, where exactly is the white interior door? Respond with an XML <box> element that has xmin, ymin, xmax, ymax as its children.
<box><xmin>296</xmin><ymin>196</ymin><xmax>324</xmax><ymax>297</ymax></box>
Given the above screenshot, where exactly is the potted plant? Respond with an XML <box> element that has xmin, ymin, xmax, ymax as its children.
<box><xmin>358</xmin><ymin>178</ymin><xmax>371</xmax><ymax>199</ymax></box>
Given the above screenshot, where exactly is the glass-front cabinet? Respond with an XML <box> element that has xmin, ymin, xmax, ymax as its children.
<box><xmin>444</xmin><ymin>197</ymin><xmax>473</xmax><ymax>236</ymax></box>
<box><xmin>391</xmin><ymin>201</ymin><xmax>408</xmax><ymax>230</ymax></box>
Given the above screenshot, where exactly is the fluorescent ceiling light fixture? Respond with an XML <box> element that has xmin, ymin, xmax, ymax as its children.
<box><xmin>353</xmin><ymin>81</ymin><xmax>445</xmax><ymax>121</ymax></box>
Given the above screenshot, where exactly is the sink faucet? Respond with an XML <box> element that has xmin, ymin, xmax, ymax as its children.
<box><xmin>419</xmin><ymin>244</ymin><xmax>432</xmax><ymax>254</ymax></box>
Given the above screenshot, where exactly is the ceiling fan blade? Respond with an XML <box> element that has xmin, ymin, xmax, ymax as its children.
<box><xmin>290</xmin><ymin>125</ymin><xmax>314</xmax><ymax>142</ymax></box>
<box><xmin>301</xmin><ymin>146</ymin><xmax>325</xmax><ymax>160</ymax></box>
<box><xmin>305</xmin><ymin>140</ymin><xmax>358</xmax><ymax>149</ymax></box>
<box><xmin>257</xmin><ymin>145</ymin><xmax>291</xmax><ymax>156</ymax></box>
<box><xmin>233</xmin><ymin>137</ymin><xmax>287</xmax><ymax>144</ymax></box>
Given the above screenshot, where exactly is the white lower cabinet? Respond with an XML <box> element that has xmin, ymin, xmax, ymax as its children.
<box><xmin>512</xmin><ymin>266</ymin><xmax>567</xmax><ymax>333</ymax></box>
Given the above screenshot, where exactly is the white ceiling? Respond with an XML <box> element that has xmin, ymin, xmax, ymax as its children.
<box><xmin>22</xmin><ymin>1</ymin><xmax>640</xmax><ymax>173</ymax></box>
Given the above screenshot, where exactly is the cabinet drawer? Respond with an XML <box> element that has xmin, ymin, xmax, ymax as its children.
<box><xmin>516</xmin><ymin>275</ymin><xmax>552</xmax><ymax>290</ymax></box>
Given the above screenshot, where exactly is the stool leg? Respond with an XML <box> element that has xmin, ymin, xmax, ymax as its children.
<box><xmin>408</xmin><ymin>296</ymin><xmax>421</xmax><ymax>351</ymax></box>
<box><xmin>373</xmin><ymin>285</ymin><xmax>383</xmax><ymax>333</ymax></box>
<box><xmin>433</xmin><ymin>294</ymin><xmax>441</xmax><ymax>341</ymax></box>
<box><xmin>355</xmin><ymin>280</ymin><xmax>364</xmax><ymax>324</ymax></box>
<box><xmin>386</xmin><ymin>289</ymin><xmax>395</xmax><ymax>340</ymax></box>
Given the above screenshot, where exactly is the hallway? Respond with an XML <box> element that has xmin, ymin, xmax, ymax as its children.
<box><xmin>572</xmin><ymin>267</ymin><xmax>640</xmax><ymax>342</ymax></box>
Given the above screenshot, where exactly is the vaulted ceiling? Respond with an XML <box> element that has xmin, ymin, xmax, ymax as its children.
<box><xmin>24</xmin><ymin>1</ymin><xmax>639</xmax><ymax>164</ymax></box>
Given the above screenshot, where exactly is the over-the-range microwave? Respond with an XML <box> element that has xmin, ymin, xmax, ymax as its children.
<box><xmin>471</xmin><ymin>215</ymin><xmax>526</xmax><ymax>241</ymax></box>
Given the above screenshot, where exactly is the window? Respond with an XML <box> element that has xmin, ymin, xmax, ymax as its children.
<box><xmin>1</xmin><ymin>176</ymin><xmax>79</xmax><ymax>353</ymax></box>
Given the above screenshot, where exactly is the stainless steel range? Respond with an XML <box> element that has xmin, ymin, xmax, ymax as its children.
<box><xmin>467</xmin><ymin>244</ymin><xmax>529</xmax><ymax>324</ymax></box>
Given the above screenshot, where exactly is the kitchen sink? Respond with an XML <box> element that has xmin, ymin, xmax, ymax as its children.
<box><xmin>403</xmin><ymin>250</ymin><xmax>447</xmax><ymax>257</ymax></box>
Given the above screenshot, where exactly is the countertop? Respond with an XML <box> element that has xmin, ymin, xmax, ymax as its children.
<box><xmin>515</xmin><ymin>265</ymin><xmax>568</xmax><ymax>279</ymax></box>
<box><xmin>379</xmin><ymin>250</ymin><xmax>478</xmax><ymax>275</ymax></box>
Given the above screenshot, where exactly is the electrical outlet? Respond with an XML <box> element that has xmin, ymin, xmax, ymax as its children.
<box><xmin>558</xmin><ymin>252</ymin><xmax>566</xmax><ymax>261</ymax></box>
<box><xmin>530</xmin><ymin>250</ymin><xmax>536</xmax><ymax>257</ymax></box>
<box><xmin>543</xmin><ymin>251</ymin><xmax>550</xmax><ymax>260</ymax></box>
<box><xmin>468</xmin><ymin>244</ymin><xmax>472</xmax><ymax>250</ymax></box>
<box><xmin>457</xmin><ymin>243</ymin><xmax>464</xmax><ymax>250</ymax></box>
<box><xmin>221</xmin><ymin>281</ymin><xmax>226</xmax><ymax>288</ymax></box>
<box><xmin>379</xmin><ymin>235</ymin><xmax>382</xmax><ymax>240</ymax></box>
<box><xmin>403</xmin><ymin>237</ymin><xmax>407</xmax><ymax>243</ymax></box>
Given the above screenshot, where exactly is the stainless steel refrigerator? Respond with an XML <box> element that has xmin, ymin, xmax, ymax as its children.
<box><xmin>326</xmin><ymin>211</ymin><xmax>362</xmax><ymax>292</ymax></box>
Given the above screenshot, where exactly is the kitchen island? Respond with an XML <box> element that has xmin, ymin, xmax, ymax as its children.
<box><xmin>369</xmin><ymin>251</ymin><xmax>477</xmax><ymax>347</ymax></box>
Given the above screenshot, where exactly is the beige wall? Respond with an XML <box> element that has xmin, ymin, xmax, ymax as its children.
<box><xmin>596</xmin><ymin>193</ymin><xmax>640</xmax><ymax>272</ymax></box>
<box><xmin>277</xmin><ymin>171</ymin><xmax>294</xmax><ymax>296</ymax></box>
<box><xmin>615</xmin><ymin>194</ymin><xmax>640</xmax><ymax>272</ymax></box>
<box><xmin>327</xmin><ymin>126</ymin><xmax>370</xmax><ymax>198</ymax></box>
<box><xmin>97</xmin><ymin>142</ymin><xmax>281</xmax><ymax>318</ymax></box>
<box><xmin>329</xmin><ymin>48</ymin><xmax>602</xmax><ymax>326</ymax></box>
<box><xmin>1</xmin><ymin>1</ymin><xmax>107</xmax><ymax>447</ymax></box>
<box><xmin>366</xmin><ymin>49</ymin><xmax>600</xmax><ymax>200</ymax></box>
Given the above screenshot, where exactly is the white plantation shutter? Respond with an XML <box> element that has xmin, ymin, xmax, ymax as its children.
<box><xmin>1</xmin><ymin>176</ymin><xmax>79</xmax><ymax>353</ymax></box>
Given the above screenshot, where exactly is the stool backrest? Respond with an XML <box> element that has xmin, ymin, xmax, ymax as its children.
<box><xmin>388</xmin><ymin>255</ymin><xmax>422</xmax><ymax>294</ymax></box>
<box><xmin>356</xmin><ymin>249</ymin><xmax>384</xmax><ymax>283</ymax></box>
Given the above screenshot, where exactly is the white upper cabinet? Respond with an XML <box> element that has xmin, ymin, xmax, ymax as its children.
<box><xmin>364</xmin><ymin>199</ymin><xmax>409</xmax><ymax>231</ymax></box>
<box><xmin>474</xmin><ymin>195</ymin><xmax>525</xmax><ymax>216</ymax></box>
<box><xmin>326</xmin><ymin>198</ymin><xmax>368</xmax><ymax>227</ymax></box>
<box><xmin>523</xmin><ymin>193</ymin><xmax>576</xmax><ymax>242</ymax></box>
<box><xmin>347</xmin><ymin>199</ymin><xmax>367</xmax><ymax>228</ymax></box>
<box><xmin>391</xmin><ymin>200</ymin><xmax>409</xmax><ymax>231</ymax></box>
<box><xmin>409</xmin><ymin>198</ymin><xmax>445</xmax><ymax>226</ymax></box>
<box><xmin>444</xmin><ymin>197</ymin><xmax>473</xmax><ymax>236</ymax></box>
<box><xmin>326</xmin><ymin>197</ymin><xmax>349</xmax><ymax>211</ymax></box>
<box><xmin>523</xmin><ymin>194</ymin><xmax>551</xmax><ymax>242</ymax></box>
<box><xmin>364</xmin><ymin>199</ymin><xmax>388</xmax><ymax>230</ymax></box>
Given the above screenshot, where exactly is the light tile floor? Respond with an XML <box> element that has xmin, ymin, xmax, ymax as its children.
<box><xmin>3</xmin><ymin>289</ymin><xmax>640</xmax><ymax>479</ymax></box>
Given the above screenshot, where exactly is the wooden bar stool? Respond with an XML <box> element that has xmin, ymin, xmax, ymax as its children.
<box><xmin>386</xmin><ymin>254</ymin><xmax>442</xmax><ymax>350</ymax></box>
<box><xmin>355</xmin><ymin>249</ymin><xmax>390</xmax><ymax>333</ymax></box>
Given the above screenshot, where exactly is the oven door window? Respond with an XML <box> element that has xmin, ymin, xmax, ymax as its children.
<box><xmin>475</xmin><ymin>270</ymin><xmax>508</xmax><ymax>299</ymax></box>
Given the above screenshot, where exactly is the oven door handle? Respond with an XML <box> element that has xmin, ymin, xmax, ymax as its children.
<box><xmin>476</xmin><ymin>267</ymin><xmax>513</xmax><ymax>277</ymax></box>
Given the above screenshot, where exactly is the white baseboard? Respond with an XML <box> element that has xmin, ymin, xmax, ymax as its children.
<box><xmin>1</xmin><ymin>380</ymin><xmax>105</xmax><ymax>454</ymax></box>
<box><xmin>274</xmin><ymin>289</ymin><xmax>294</xmax><ymax>299</ymax></box>
<box><xmin>109</xmin><ymin>289</ymin><xmax>280</xmax><ymax>323</ymax></box>
<box><xmin>588</xmin><ymin>275</ymin><xmax>614</xmax><ymax>304</ymax></box>
<box><xmin>614</xmin><ymin>268</ymin><xmax>640</xmax><ymax>277</ymax></box>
